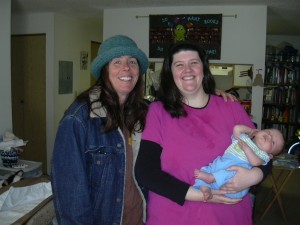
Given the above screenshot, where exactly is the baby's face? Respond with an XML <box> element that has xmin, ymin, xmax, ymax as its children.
<box><xmin>253</xmin><ymin>129</ymin><xmax>284</xmax><ymax>157</ymax></box>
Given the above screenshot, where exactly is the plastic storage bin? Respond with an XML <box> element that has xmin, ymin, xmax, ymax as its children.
<box><xmin>0</xmin><ymin>160</ymin><xmax>42</xmax><ymax>179</ymax></box>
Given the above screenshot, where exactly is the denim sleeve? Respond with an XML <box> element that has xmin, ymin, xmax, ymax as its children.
<box><xmin>51</xmin><ymin>114</ymin><xmax>93</xmax><ymax>225</ymax></box>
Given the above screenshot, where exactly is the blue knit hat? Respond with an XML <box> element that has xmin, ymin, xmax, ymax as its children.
<box><xmin>91</xmin><ymin>35</ymin><xmax>148</xmax><ymax>78</ymax></box>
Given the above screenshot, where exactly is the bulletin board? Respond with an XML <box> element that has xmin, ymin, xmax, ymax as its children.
<box><xmin>149</xmin><ymin>14</ymin><xmax>222</xmax><ymax>59</ymax></box>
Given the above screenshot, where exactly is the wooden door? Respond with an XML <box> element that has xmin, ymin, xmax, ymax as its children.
<box><xmin>11</xmin><ymin>34</ymin><xmax>47</xmax><ymax>173</ymax></box>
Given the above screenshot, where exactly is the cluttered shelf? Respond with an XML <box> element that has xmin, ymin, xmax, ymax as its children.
<box><xmin>0</xmin><ymin>131</ymin><xmax>53</xmax><ymax>225</ymax></box>
<box><xmin>262</xmin><ymin>44</ymin><xmax>300</xmax><ymax>150</ymax></box>
<box><xmin>0</xmin><ymin>131</ymin><xmax>43</xmax><ymax>187</ymax></box>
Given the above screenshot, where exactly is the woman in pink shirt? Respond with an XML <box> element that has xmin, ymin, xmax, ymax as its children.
<box><xmin>135</xmin><ymin>41</ymin><xmax>271</xmax><ymax>225</ymax></box>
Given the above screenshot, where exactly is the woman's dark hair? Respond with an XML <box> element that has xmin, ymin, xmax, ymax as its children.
<box><xmin>77</xmin><ymin>64</ymin><xmax>148</xmax><ymax>133</ymax></box>
<box><xmin>157</xmin><ymin>41</ymin><xmax>216</xmax><ymax>118</ymax></box>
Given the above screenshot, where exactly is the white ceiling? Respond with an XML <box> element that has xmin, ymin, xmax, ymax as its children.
<box><xmin>11</xmin><ymin>0</ymin><xmax>300</xmax><ymax>35</ymax></box>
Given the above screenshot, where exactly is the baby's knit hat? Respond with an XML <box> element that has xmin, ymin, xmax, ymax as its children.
<box><xmin>91</xmin><ymin>35</ymin><xmax>148</xmax><ymax>78</ymax></box>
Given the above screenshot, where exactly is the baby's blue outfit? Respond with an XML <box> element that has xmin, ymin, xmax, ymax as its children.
<box><xmin>193</xmin><ymin>133</ymin><xmax>270</xmax><ymax>198</ymax></box>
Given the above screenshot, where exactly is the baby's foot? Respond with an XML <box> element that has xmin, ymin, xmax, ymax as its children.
<box><xmin>194</xmin><ymin>169</ymin><xmax>215</xmax><ymax>184</ymax></box>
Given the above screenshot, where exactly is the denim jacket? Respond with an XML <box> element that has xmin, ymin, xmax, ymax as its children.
<box><xmin>51</xmin><ymin>90</ymin><xmax>145</xmax><ymax>225</ymax></box>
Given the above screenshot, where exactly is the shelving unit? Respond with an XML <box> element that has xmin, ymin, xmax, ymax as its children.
<box><xmin>262</xmin><ymin>55</ymin><xmax>300</xmax><ymax>149</ymax></box>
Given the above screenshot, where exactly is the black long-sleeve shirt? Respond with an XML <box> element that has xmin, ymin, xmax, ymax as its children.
<box><xmin>135</xmin><ymin>139</ymin><xmax>272</xmax><ymax>205</ymax></box>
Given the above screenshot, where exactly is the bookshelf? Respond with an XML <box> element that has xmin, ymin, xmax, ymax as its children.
<box><xmin>262</xmin><ymin>55</ymin><xmax>300</xmax><ymax>149</ymax></box>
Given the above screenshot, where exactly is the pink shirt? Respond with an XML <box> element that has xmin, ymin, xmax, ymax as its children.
<box><xmin>142</xmin><ymin>95</ymin><xmax>255</xmax><ymax>225</ymax></box>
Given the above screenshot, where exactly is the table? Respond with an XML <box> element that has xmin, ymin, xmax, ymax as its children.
<box><xmin>259</xmin><ymin>165</ymin><xmax>298</xmax><ymax>223</ymax></box>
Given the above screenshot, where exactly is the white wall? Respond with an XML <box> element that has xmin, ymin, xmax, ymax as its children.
<box><xmin>0</xmin><ymin>0</ymin><xmax>12</xmax><ymax>136</ymax></box>
<box><xmin>11</xmin><ymin>13</ymin><xmax>102</xmax><ymax>173</ymax></box>
<box><xmin>103</xmin><ymin>5</ymin><xmax>267</xmax><ymax>128</ymax></box>
<box><xmin>54</xmin><ymin>14</ymin><xmax>103</xmax><ymax>133</ymax></box>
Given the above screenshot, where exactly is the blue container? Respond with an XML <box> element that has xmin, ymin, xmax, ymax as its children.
<box><xmin>0</xmin><ymin>149</ymin><xmax>19</xmax><ymax>167</ymax></box>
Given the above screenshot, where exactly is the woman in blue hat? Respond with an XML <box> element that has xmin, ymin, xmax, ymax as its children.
<box><xmin>51</xmin><ymin>35</ymin><xmax>149</xmax><ymax>225</ymax></box>
<box><xmin>51</xmin><ymin>35</ymin><xmax>236</xmax><ymax>225</ymax></box>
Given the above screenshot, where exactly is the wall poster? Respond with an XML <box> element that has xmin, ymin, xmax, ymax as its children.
<box><xmin>149</xmin><ymin>14</ymin><xmax>222</xmax><ymax>59</ymax></box>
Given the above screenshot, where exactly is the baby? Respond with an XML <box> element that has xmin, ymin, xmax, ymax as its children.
<box><xmin>193</xmin><ymin>124</ymin><xmax>284</xmax><ymax>200</ymax></box>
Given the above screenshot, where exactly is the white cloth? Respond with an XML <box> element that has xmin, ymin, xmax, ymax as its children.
<box><xmin>0</xmin><ymin>139</ymin><xmax>28</xmax><ymax>150</ymax></box>
<box><xmin>0</xmin><ymin>182</ymin><xmax>52</xmax><ymax>225</ymax></box>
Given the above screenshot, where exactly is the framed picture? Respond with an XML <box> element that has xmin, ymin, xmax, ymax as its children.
<box><xmin>80</xmin><ymin>51</ymin><xmax>88</xmax><ymax>70</ymax></box>
<box><xmin>233</xmin><ymin>64</ymin><xmax>253</xmax><ymax>87</ymax></box>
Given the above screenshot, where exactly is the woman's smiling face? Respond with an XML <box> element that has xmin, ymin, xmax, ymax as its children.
<box><xmin>171</xmin><ymin>50</ymin><xmax>204</xmax><ymax>97</ymax></box>
<box><xmin>108</xmin><ymin>55</ymin><xmax>140</xmax><ymax>103</ymax></box>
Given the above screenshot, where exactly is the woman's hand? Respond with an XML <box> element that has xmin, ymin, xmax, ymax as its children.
<box><xmin>185</xmin><ymin>187</ymin><xmax>241</xmax><ymax>204</ymax></box>
<box><xmin>215</xmin><ymin>89</ymin><xmax>237</xmax><ymax>102</ymax></box>
<box><xmin>220</xmin><ymin>166</ymin><xmax>263</xmax><ymax>193</ymax></box>
<box><xmin>208</xmin><ymin>193</ymin><xmax>242</xmax><ymax>204</ymax></box>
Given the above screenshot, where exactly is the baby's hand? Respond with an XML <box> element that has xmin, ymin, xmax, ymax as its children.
<box><xmin>237</xmin><ymin>138</ymin><xmax>251</xmax><ymax>152</ymax></box>
<box><xmin>248</xmin><ymin>129</ymin><xmax>259</xmax><ymax>138</ymax></box>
